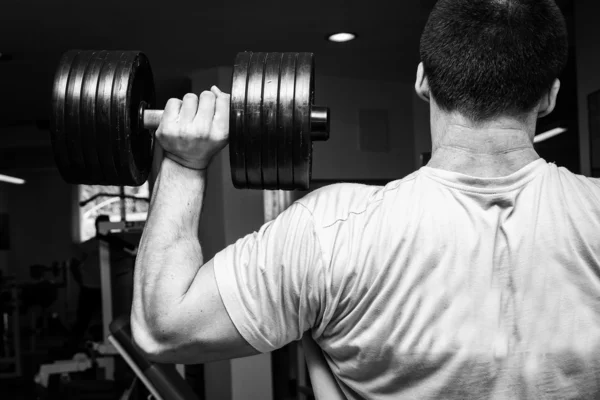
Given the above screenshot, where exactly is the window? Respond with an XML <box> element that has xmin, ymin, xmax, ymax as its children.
<box><xmin>78</xmin><ymin>183</ymin><xmax>150</xmax><ymax>242</ymax></box>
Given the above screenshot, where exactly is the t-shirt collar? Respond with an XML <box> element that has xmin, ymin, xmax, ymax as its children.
<box><xmin>419</xmin><ymin>158</ymin><xmax>548</xmax><ymax>194</ymax></box>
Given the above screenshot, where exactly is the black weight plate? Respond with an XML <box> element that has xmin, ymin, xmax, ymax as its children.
<box><xmin>111</xmin><ymin>51</ymin><xmax>135</xmax><ymax>186</ymax></box>
<box><xmin>277</xmin><ymin>53</ymin><xmax>297</xmax><ymax>190</ymax></box>
<box><xmin>112</xmin><ymin>51</ymin><xmax>155</xmax><ymax>186</ymax></box>
<box><xmin>112</xmin><ymin>51</ymin><xmax>132</xmax><ymax>185</ymax></box>
<box><xmin>127</xmin><ymin>52</ymin><xmax>155</xmax><ymax>186</ymax></box>
<box><xmin>65</xmin><ymin>50</ymin><xmax>95</xmax><ymax>183</ymax></box>
<box><xmin>308</xmin><ymin>57</ymin><xmax>316</xmax><ymax>186</ymax></box>
<box><xmin>293</xmin><ymin>53</ymin><xmax>314</xmax><ymax>190</ymax></box>
<box><xmin>261</xmin><ymin>53</ymin><xmax>282</xmax><ymax>190</ymax></box>
<box><xmin>230</xmin><ymin>52</ymin><xmax>251</xmax><ymax>188</ymax></box>
<box><xmin>50</xmin><ymin>50</ymin><xmax>79</xmax><ymax>183</ymax></box>
<box><xmin>80</xmin><ymin>50</ymin><xmax>108</xmax><ymax>184</ymax></box>
<box><xmin>96</xmin><ymin>51</ymin><xmax>122</xmax><ymax>185</ymax></box>
<box><xmin>245</xmin><ymin>52</ymin><xmax>267</xmax><ymax>189</ymax></box>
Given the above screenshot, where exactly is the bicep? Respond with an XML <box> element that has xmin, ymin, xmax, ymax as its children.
<box><xmin>158</xmin><ymin>258</ymin><xmax>259</xmax><ymax>364</ymax></box>
<box><xmin>164</xmin><ymin>202</ymin><xmax>324</xmax><ymax>363</ymax></box>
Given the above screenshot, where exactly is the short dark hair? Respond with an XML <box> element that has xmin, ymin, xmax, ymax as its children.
<box><xmin>420</xmin><ymin>0</ymin><xmax>568</xmax><ymax>122</ymax></box>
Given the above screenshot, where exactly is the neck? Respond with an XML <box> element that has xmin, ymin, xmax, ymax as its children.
<box><xmin>427</xmin><ymin>112</ymin><xmax>540</xmax><ymax>177</ymax></box>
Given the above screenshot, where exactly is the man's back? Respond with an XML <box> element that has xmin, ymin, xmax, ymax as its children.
<box><xmin>298</xmin><ymin>159</ymin><xmax>600</xmax><ymax>399</ymax></box>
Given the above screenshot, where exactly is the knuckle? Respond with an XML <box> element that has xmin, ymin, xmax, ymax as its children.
<box><xmin>159</xmin><ymin>121</ymin><xmax>177</xmax><ymax>135</ymax></box>
<box><xmin>215</xmin><ymin>122</ymin><xmax>229</xmax><ymax>137</ymax></box>
<box><xmin>200</xmin><ymin>90</ymin><xmax>216</xmax><ymax>101</ymax></box>
<box><xmin>183</xmin><ymin>123</ymin><xmax>198</xmax><ymax>136</ymax></box>
<box><xmin>196</xmin><ymin>123</ymin><xmax>210</xmax><ymax>136</ymax></box>
<box><xmin>166</xmin><ymin>98</ymin><xmax>182</xmax><ymax>107</ymax></box>
<box><xmin>183</xmin><ymin>93</ymin><xmax>198</xmax><ymax>102</ymax></box>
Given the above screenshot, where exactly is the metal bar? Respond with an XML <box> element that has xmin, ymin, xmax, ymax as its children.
<box><xmin>143</xmin><ymin>109</ymin><xmax>163</xmax><ymax>130</ymax></box>
<box><xmin>108</xmin><ymin>335</ymin><xmax>164</xmax><ymax>400</ymax></box>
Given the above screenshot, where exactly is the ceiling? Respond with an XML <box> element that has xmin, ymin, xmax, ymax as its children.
<box><xmin>0</xmin><ymin>0</ymin><xmax>574</xmax><ymax>159</ymax></box>
<box><xmin>0</xmin><ymin>0</ymin><xmax>431</xmax><ymax>124</ymax></box>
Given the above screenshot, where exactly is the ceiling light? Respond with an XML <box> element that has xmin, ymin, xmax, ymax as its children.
<box><xmin>0</xmin><ymin>174</ymin><xmax>25</xmax><ymax>185</ymax></box>
<box><xmin>327</xmin><ymin>32</ymin><xmax>357</xmax><ymax>43</ymax></box>
<box><xmin>534</xmin><ymin>127</ymin><xmax>567</xmax><ymax>144</ymax></box>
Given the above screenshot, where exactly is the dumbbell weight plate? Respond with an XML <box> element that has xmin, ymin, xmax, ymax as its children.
<box><xmin>110</xmin><ymin>51</ymin><xmax>155</xmax><ymax>186</ymax></box>
<box><xmin>230</xmin><ymin>52</ymin><xmax>251</xmax><ymax>188</ymax></box>
<box><xmin>261</xmin><ymin>53</ymin><xmax>282</xmax><ymax>189</ymax></box>
<box><xmin>109</xmin><ymin>51</ymin><xmax>130</xmax><ymax>185</ymax></box>
<box><xmin>96</xmin><ymin>51</ymin><xmax>122</xmax><ymax>185</ymax></box>
<box><xmin>245</xmin><ymin>52</ymin><xmax>267</xmax><ymax>189</ymax></box>
<box><xmin>129</xmin><ymin>52</ymin><xmax>155</xmax><ymax>186</ymax></box>
<box><xmin>112</xmin><ymin>51</ymin><xmax>135</xmax><ymax>186</ymax></box>
<box><xmin>277</xmin><ymin>53</ymin><xmax>296</xmax><ymax>190</ymax></box>
<box><xmin>293</xmin><ymin>53</ymin><xmax>314</xmax><ymax>190</ymax></box>
<box><xmin>117</xmin><ymin>51</ymin><xmax>155</xmax><ymax>186</ymax></box>
<box><xmin>53</xmin><ymin>50</ymin><xmax>155</xmax><ymax>186</ymax></box>
<box><xmin>66</xmin><ymin>51</ymin><xmax>95</xmax><ymax>183</ymax></box>
<box><xmin>50</xmin><ymin>50</ymin><xmax>79</xmax><ymax>183</ymax></box>
<box><xmin>80</xmin><ymin>50</ymin><xmax>108</xmax><ymax>184</ymax></box>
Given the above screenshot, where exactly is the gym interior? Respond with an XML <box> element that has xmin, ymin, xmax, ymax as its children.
<box><xmin>0</xmin><ymin>0</ymin><xmax>598</xmax><ymax>399</ymax></box>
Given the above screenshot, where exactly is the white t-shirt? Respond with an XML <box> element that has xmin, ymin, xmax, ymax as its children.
<box><xmin>213</xmin><ymin>159</ymin><xmax>600</xmax><ymax>399</ymax></box>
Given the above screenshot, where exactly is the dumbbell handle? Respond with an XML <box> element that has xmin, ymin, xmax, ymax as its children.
<box><xmin>140</xmin><ymin>104</ymin><xmax>330</xmax><ymax>141</ymax></box>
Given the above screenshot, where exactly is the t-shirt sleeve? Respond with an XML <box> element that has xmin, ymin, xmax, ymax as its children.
<box><xmin>212</xmin><ymin>202</ymin><xmax>325</xmax><ymax>353</ymax></box>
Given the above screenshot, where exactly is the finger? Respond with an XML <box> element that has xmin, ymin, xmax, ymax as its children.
<box><xmin>162</xmin><ymin>98</ymin><xmax>182</xmax><ymax>123</ymax></box>
<box><xmin>193</xmin><ymin>90</ymin><xmax>216</xmax><ymax>131</ymax></box>
<box><xmin>210</xmin><ymin>85</ymin><xmax>222</xmax><ymax>96</ymax></box>
<box><xmin>212</xmin><ymin>90</ymin><xmax>230</xmax><ymax>136</ymax></box>
<box><xmin>179</xmin><ymin>93</ymin><xmax>199</xmax><ymax>124</ymax></box>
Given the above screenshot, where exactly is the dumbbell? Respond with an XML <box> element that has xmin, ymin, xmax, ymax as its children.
<box><xmin>50</xmin><ymin>50</ymin><xmax>330</xmax><ymax>190</ymax></box>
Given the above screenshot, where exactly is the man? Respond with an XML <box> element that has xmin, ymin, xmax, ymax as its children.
<box><xmin>132</xmin><ymin>0</ymin><xmax>600</xmax><ymax>398</ymax></box>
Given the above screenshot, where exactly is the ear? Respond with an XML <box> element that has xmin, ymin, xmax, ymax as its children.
<box><xmin>538</xmin><ymin>79</ymin><xmax>561</xmax><ymax>119</ymax></box>
<box><xmin>415</xmin><ymin>62</ymin><xmax>431</xmax><ymax>103</ymax></box>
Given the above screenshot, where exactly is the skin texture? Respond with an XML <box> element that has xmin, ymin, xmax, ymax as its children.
<box><xmin>414</xmin><ymin>62</ymin><xmax>561</xmax><ymax>178</ymax></box>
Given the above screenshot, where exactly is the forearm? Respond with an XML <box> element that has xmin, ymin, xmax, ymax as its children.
<box><xmin>133</xmin><ymin>156</ymin><xmax>206</xmax><ymax>337</ymax></box>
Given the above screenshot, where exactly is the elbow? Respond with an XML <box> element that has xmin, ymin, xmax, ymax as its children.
<box><xmin>130</xmin><ymin>314</ymin><xmax>180</xmax><ymax>363</ymax></box>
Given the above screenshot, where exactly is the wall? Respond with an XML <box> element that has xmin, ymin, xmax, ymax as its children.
<box><xmin>5</xmin><ymin>169</ymin><xmax>73</xmax><ymax>279</ymax></box>
<box><xmin>413</xmin><ymin>92</ymin><xmax>431</xmax><ymax>169</ymax></box>
<box><xmin>312</xmin><ymin>75</ymin><xmax>416</xmax><ymax>181</ymax></box>
<box><xmin>574</xmin><ymin>0</ymin><xmax>600</xmax><ymax>176</ymax></box>
<box><xmin>0</xmin><ymin>185</ymin><xmax>9</xmax><ymax>276</ymax></box>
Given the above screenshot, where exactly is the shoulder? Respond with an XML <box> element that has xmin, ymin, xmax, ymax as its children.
<box><xmin>549</xmin><ymin>163</ymin><xmax>600</xmax><ymax>195</ymax></box>
<box><xmin>296</xmin><ymin>174</ymin><xmax>419</xmax><ymax>229</ymax></box>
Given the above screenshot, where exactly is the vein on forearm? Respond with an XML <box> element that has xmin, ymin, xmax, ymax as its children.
<box><xmin>134</xmin><ymin>157</ymin><xmax>206</xmax><ymax>326</ymax></box>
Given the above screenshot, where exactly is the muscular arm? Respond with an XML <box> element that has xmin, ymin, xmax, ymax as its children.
<box><xmin>135</xmin><ymin>156</ymin><xmax>206</xmax><ymax>320</ymax></box>
<box><xmin>131</xmin><ymin>89</ymin><xmax>258</xmax><ymax>364</ymax></box>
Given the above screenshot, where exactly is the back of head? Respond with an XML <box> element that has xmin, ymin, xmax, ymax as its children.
<box><xmin>420</xmin><ymin>0</ymin><xmax>568</xmax><ymax>123</ymax></box>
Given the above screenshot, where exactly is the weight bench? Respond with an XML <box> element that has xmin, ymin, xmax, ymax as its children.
<box><xmin>108</xmin><ymin>314</ymin><xmax>199</xmax><ymax>400</ymax></box>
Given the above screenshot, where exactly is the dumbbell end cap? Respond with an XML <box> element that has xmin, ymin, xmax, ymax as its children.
<box><xmin>310</xmin><ymin>106</ymin><xmax>330</xmax><ymax>141</ymax></box>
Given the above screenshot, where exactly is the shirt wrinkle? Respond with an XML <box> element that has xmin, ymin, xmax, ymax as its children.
<box><xmin>212</xmin><ymin>158</ymin><xmax>600</xmax><ymax>399</ymax></box>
